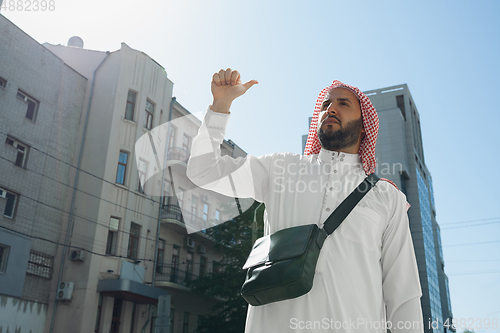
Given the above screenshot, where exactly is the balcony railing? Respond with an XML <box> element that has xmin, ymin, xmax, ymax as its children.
<box><xmin>161</xmin><ymin>205</ymin><xmax>210</xmax><ymax>234</ymax></box>
<box><xmin>162</xmin><ymin>204</ymin><xmax>184</xmax><ymax>224</ymax></box>
<box><xmin>155</xmin><ymin>264</ymin><xmax>199</xmax><ymax>286</ymax></box>
<box><xmin>167</xmin><ymin>147</ymin><xmax>190</xmax><ymax>164</ymax></box>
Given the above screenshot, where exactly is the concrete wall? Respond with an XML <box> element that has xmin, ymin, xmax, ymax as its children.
<box><xmin>0</xmin><ymin>296</ymin><xmax>48</xmax><ymax>333</ymax></box>
<box><xmin>0</xmin><ymin>14</ymin><xmax>87</xmax><ymax>333</ymax></box>
<box><xmin>44</xmin><ymin>41</ymin><xmax>175</xmax><ymax>333</ymax></box>
<box><xmin>0</xmin><ymin>229</ymin><xmax>32</xmax><ymax>298</ymax></box>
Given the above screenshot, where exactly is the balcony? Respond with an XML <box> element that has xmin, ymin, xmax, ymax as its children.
<box><xmin>167</xmin><ymin>147</ymin><xmax>190</xmax><ymax>164</ymax></box>
<box><xmin>161</xmin><ymin>205</ymin><xmax>211</xmax><ymax>235</ymax></box>
<box><xmin>155</xmin><ymin>264</ymin><xmax>199</xmax><ymax>287</ymax></box>
<box><xmin>162</xmin><ymin>204</ymin><xmax>184</xmax><ymax>224</ymax></box>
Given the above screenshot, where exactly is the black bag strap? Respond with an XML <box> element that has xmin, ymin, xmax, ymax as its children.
<box><xmin>322</xmin><ymin>173</ymin><xmax>380</xmax><ymax>235</ymax></box>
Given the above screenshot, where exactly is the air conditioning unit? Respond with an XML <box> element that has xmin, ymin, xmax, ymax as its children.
<box><xmin>57</xmin><ymin>281</ymin><xmax>74</xmax><ymax>301</ymax></box>
<box><xmin>202</xmin><ymin>194</ymin><xmax>210</xmax><ymax>203</ymax></box>
<box><xmin>185</xmin><ymin>237</ymin><xmax>195</xmax><ymax>249</ymax></box>
<box><xmin>69</xmin><ymin>249</ymin><xmax>85</xmax><ymax>262</ymax></box>
<box><xmin>198</xmin><ymin>245</ymin><xmax>206</xmax><ymax>254</ymax></box>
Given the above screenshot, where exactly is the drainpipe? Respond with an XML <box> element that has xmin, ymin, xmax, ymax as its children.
<box><xmin>153</xmin><ymin>96</ymin><xmax>176</xmax><ymax>286</ymax></box>
<box><xmin>49</xmin><ymin>51</ymin><xmax>111</xmax><ymax>333</ymax></box>
<box><xmin>142</xmin><ymin>96</ymin><xmax>176</xmax><ymax>333</ymax></box>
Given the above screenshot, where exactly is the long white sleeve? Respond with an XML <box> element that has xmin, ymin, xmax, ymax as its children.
<box><xmin>390</xmin><ymin>298</ymin><xmax>424</xmax><ymax>332</ymax></box>
<box><xmin>187</xmin><ymin>108</ymin><xmax>273</xmax><ymax>202</ymax></box>
<box><xmin>381</xmin><ymin>190</ymin><xmax>424</xmax><ymax>332</ymax></box>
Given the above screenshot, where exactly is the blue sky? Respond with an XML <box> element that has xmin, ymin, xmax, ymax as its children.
<box><xmin>3</xmin><ymin>0</ymin><xmax>500</xmax><ymax>331</ymax></box>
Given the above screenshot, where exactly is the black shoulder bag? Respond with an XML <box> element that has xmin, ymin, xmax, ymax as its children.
<box><xmin>240</xmin><ymin>174</ymin><xmax>380</xmax><ymax>306</ymax></box>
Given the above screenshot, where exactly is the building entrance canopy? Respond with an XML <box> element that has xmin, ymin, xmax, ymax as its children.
<box><xmin>97</xmin><ymin>279</ymin><xmax>168</xmax><ymax>304</ymax></box>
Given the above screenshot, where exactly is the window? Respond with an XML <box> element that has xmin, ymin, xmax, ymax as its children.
<box><xmin>169</xmin><ymin>309</ymin><xmax>175</xmax><ymax>333</ymax></box>
<box><xmin>0</xmin><ymin>244</ymin><xmax>10</xmax><ymax>273</ymax></box>
<box><xmin>396</xmin><ymin>95</ymin><xmax>406</xmax><ymax>121</ymax></box>
<box><xmin>177</xmin><ymin>189</ymin><xmax>184</xmax><ymax>210</ymax></box>
<box><xmin>183</xmin><ymin>312</ymin><xmax>190</xmax><ymax>333</ymax></box>
<box><xmin>106</xmin><ymin>217</ymin><xmax>120</xmax><ymax>255</ymax></box>
<box><xmin>168</xmin><ymin>125</ymin><xmax>177</xmax><ymax>149</ymax></box>
<box><xmin>5</xmin><ymin>137</ymin><xmax>29</xmax><ymax>168</ymax></box>
<box><xmin>182</xmin><ymin>134</ymin><xmax>191</xmax><ymax>153</ymax></box>
<box><xmin>212</xmin><ymin>260</ymin><xmax>222</xmax><ymax>274</ymax></box>
<box><xmin>162</xmin><ymin>182</ymin><xmax>170</xmax><ymax>207</ymax></box>
<box><xmin>26</xmin><ymin>250</ymin><xmax>54</xmax><ymax>279</ymax></box>
<box><xmin>137</xmin><ymin>159</ymin><xmax>147</xmax><ymax>193</ymax></box>
<box><xmin>127</xmin><ymin>223</ymin><xmax>141</xmax><ymax>259</ymax></box>
<box><xmin>157</xmin><ymin>238</ymin><xmax>165</xmax><ymax>273</ymax></box>
<box><xmin>116</xmin><ymin>151</ymin><xmax>128</xmax><ymax>185</ymax></box>
<box><xmin>199</xmin><ymin>256</ymin><xmax>207</xmax><ymax>277</ymax></box>
<box><xmin>191</xmin><ymin>196</ymin><xmax>198</xmax><ymax>223</ymax></box>
<box><xmin>129</xmin><ymin>302</ymin><xmax>136</xmax><ymax>333</ymax></box>
<box><xmin>17</xmin><ymin>90</ymin><xmax>39</xmax><ymax>121</ymax></box>
<box><xmin>185</xmin><ymin>252</ymin><xmax>193</xmax><ymax>282</ymax></box>
<box><xmin>94</xmin><ymin>294</ymin><xmax>103</xmax><ymax>333</ymax></box>
<box><xmin>150</xmin><ymin>315</ymin><xmax>156</xmax><ymax>333</ymax></box>
<box><xmin>111</xmin><ymin>298</ymin><xmax>123</xmax><ymax>333</ymax></box>
<box><xmin>0</xmin><ymin>76</ymin><xmax>7</xmax><ymax>88</ymax></box>
<box><xmin>203</xmin><ymin>203</ymin><xmax>209</xmax><ymax>222</ymax></box>
<box><xmin>170</xmin><ymin>245</ymin><xmax>179</xmax><ymax>283</ymax></box>
<box><xmin>145</xmin><ymin>100</ymin><xmax>154</xmax><ymax>130</ymax></box>
<box><xmin>125</xmin><ymin>91</ymin><xmax>136</xmax><ymax>121</ymax></box>
<box><xmin>0</xmin><ymin>187</ymin><xmax>18</xmax><ymax>218</ymax></box>
<box><xmin>215</xmin><ymin>209</ymin><xmax>220</xmax><ymax>222</ymax></box>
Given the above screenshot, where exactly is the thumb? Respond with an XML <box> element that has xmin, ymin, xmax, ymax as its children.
<box><xmin>243</xmin><ymin>80</ymin><xmax>259</xmax><ymax>91</ymax></box>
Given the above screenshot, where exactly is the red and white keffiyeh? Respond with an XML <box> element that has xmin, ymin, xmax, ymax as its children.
<box><xmin>304</xmin><ymin>80</ymin><xmax>379</xmax><ymax>174</ymax></box>
<box><xmin>304</xmin><ymin>80</ymin><xmax>399</xmax><ymax>190</ymax></box>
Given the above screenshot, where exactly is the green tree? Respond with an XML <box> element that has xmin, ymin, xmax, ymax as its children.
<box><xmin>188</xmin><ymin>201</ymin><xmax>264</xmax><ymax>333</ymax></box>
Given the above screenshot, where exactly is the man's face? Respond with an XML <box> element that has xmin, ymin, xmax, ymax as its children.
<box><xmin>317</xmin><ymin>88</ymin><xmax>365</xmax><ymax>153</ymax></box>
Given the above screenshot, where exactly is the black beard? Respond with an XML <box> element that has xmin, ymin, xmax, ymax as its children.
<box><xmin>318</xmin><ymin>116</ymin><xmax>363</xmax><ymax>151</ymax></box>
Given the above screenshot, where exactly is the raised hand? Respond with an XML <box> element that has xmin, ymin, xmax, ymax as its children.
<box><xmin>211</xmin><ymin>68</ymin><xmax>258</xmax><ymax>114</ymax></box>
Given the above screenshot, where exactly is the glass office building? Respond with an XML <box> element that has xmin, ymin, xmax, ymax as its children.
<box><xmin>365</xmin><ymin>84</ymin><xmax>453</xmax><ymax>333</ymax></box>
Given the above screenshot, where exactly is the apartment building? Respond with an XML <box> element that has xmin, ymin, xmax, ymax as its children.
<box><xmin>42</xmin><ymin>39</ymin><xmax>174</xmax><ymax>332</ymax></box>
<box><xmin>1</xmin><ymin>14</ymin><xmax>254</xmax><ymax>332</ymax></box>
<box><xmin>46</xmin><ymin>38</ymin><xmax>253</xmax><ymax>332</ymax></box>
<box><xmin>0</xmin><ymin>14</ymin><xmax>87</xmax><ymax>333</ymax></box>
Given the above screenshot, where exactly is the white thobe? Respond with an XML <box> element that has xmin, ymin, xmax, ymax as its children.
<box><xmin>187</xmin><ymin>108</ymin><xmax>424</xmax><ymax>333</ymax></box>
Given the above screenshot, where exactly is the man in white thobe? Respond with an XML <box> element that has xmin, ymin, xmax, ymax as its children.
<box><xmin>187</xmin><ymin>68</ymin><xmax>424</xmax><ymax>332</ymax></box>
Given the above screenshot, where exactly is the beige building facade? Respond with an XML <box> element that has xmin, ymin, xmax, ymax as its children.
<box><xmin>43</xmin><ymin>41</ymin><xmax>174</xmax><ymax>333</ymax></box>
<box><xmin>45</xmin><ymin>41</ymin><xmax>251</xmax><ymax>332</ymax></box>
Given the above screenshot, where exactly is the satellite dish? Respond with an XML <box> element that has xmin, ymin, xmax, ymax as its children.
<box><xmin>68</xmin><ymin>36</ymin><xmax>84</xmax><ymax>48</ymax></box>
